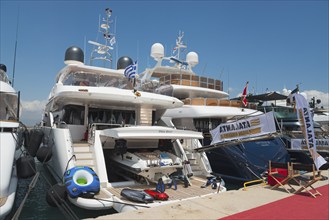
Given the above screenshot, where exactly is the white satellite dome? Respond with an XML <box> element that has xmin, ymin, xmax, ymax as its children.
<box><xmin>151</xmin><ymin>43</ymin><xmax>164</xmax><ymax>60</ymax></box>
<box><xmin>186</xmin><ymin>51</ymin><xmax>199</xmax><ymax>67</ymax></box>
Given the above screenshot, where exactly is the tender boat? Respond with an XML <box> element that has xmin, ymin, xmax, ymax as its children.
<box><xmin>139</xmin><ymin>32</ymin><xmax>291</xmax><ymax>184</ymax></box>
<box><xmin>38</xmin><ymin>9</ymin><xmax>225</xmax><ymax>214</ymax></box>
<box><xmin>0</xmin><ymin>64</ymin><xmax>22</xmax><ymax>219</ymax></box>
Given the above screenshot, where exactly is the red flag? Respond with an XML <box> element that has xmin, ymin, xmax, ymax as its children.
<box><xmin>242</xmin><ymin>81</ymin><xmax>249</xmax><ymax>107</ymax></box>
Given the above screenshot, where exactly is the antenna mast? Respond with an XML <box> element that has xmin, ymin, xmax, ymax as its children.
<box><xmin>172</xmin><ymin>31</ymin><xmax>187</xmax><ymax>68</ymax></box>
<box><xmin>12</xmin><ymin>7</ymin><xmax>20</xmax><ymax>87</ymax></box>
<box><xmin>89</xmin><ymin>8</ymin><xmax>116</xmax><ymax>68</ymax></box>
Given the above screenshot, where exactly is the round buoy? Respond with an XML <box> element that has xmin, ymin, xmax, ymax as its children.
<box><xmin>46</xmin><ymin>183</ymin><xmax>67</xmax><ymax>207</ymax></box>
<box><xmin>64</xmin><ymin>166</ymin><xmax>100</xmax><ymax>198</ymax></box>
<box><xmin>16</xmin><ymin>155</ymin><xmax>36</xmax><ymax>179</ymax></box>
<box><xmin>36</xmin><ymin>146</ymin><xmax>52</xmax><ymax>163</ymax></box>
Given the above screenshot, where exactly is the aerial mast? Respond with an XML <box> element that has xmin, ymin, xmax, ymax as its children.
<box><xmin>88</xmin><ymin>8</ymin><xmax>116</xmax><ymax>68</ymax></box>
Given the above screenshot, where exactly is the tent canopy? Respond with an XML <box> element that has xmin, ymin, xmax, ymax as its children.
<box><xmin>246</xmin><ymin>92</ymin><xmax>288</xmax><ymax>102</ymax></box>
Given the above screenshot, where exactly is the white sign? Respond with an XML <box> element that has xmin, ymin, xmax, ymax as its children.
<box><xmin>291</xmin><ymin>138</ymin><xmax>329</xmax><ymax>151</ymax></box>
<box><xmin>210</xmin><ymin>111</ymin><xmax>277</xmax><ymax>145</ymax></box>
<box><xmin>294</xmin><ymin>93</ymin><xmax>327</xmax><ymax>170</ymax></box>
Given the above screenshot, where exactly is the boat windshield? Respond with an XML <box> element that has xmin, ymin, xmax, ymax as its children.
<box><xmin>61</xmin><ymin>71</ymin><xmax>133</xmax><ymax>89</ymax></box>
<box><xmin>0</xmin><ymin>93</ymin><xmax>18</xmax><ymax>120</ymax></box>
<box><xmin>0</xmin><ymin>70</ymin><xmax>10</xmax><ymax>83</ymax></box>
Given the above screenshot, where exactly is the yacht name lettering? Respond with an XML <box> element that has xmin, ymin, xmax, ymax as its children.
<box><xmin>303</xmin><ymin>107</ymin><xmax>314</xmax><ymax>149</ymax></box>
<box><xmin>301</xmin><ymin>139</ymin><xmax>329</xmax><ymax>146</ymax></box>
<box><xmin>159</xmin><ymin>130</ymin><xmax>173</xmax><ymax>133</ymax></box>
<box><xmin>219</xmin><ymin>121</ymin><xmax>251</xmax><ymax>133</ymax></box>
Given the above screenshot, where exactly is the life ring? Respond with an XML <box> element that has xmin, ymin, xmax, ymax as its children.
<box><xmin>64</xmin><ymin>166</ymin><xmax>100</xmax><ymax>198</ymax></box>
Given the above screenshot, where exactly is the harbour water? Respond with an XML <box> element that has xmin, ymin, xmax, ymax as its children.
<box><xmin>7</xmin><ymin>160</ymin><xmax>240</xmax><ymax>220</ymax></box>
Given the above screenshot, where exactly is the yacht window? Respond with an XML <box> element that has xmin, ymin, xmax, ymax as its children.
<box><xmin>62</xmin><ymin>72</ymin><xmax>97</xmax><ymax>86</ymax></box>
<box><xmin>62</xmin><ymin>105</ymin><xmax>85</xmax><ymax>125</ymax></box>
<box><xmin>88</xmin><ymin>108</ymin><xmax>135</xmax><ymax>126</ymax></box>
<box><xmin>0</xmin><ymin>71</ymin><xmax>9</xmax><ymax>82</ymax></box>
<box><xmin>61</xmin><ymin>71</ymin><xmax>133</xmax><ymax>89</ymax></box>
<box><xmin>0</xmin><ymin>94</ymin><xmax>18</xmax><ymax>120</ymax></box>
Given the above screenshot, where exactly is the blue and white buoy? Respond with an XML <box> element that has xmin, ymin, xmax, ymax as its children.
<box><xmin>64</xmin><ymin>166</ymin><xmax>100</xmax><ymax>198</ymax></box>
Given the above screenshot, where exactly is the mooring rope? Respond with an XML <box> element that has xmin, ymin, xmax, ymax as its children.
<box><xmin>12</xmin><ymin>172</ymin><xmax>40</xmax><ymax>219</ymax></box>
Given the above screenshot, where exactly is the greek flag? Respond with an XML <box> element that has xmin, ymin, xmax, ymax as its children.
<box><xmin>124</xmin><ymin>61</ymin><xmax>137</xmax><ymax>79</ymax></box>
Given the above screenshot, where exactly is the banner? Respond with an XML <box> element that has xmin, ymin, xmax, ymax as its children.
<box><xmin>210</xmin><ymin>111</ymin><xmax>276</xmax><ymax>145</ymax></box>
<box><xmin>294</xmin><ymin>93</ymin><xmax>327</xmax><ymax>170</ymax></box>
<box><xmin>291</xmin><ymin>138</ymin><xmax>329</xmax><ymax>151</ymax></box>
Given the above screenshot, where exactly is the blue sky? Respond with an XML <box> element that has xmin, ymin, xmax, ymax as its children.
<box><xmin>1</xmin><ymin>0</ymin><xmax>328</xmax><ymax>125</ymax></box>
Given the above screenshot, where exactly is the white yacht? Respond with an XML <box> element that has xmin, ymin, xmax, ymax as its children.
<box><xmin>0</xmin><ymin>64</ymin><xmax>21</xmax><ymax>219</ymax></box>
<box><xmin>39</xmin><ymin>9</ymin><xmax>225</xmax><ymax>214</ymax></box>
<box><xmin>139</xmin><ymin>32</ymin><xmax>290</xmax><ymax>184</ymax></box>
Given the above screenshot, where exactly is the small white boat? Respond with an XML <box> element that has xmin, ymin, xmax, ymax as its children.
<box><xmin>0</xmin><ymin>64</ymin><xmax>21</xmax><ymax>219</ymax></box>
<box><xmin>100</xmin><ymin>126</ymin><xmax>203</xmax><ymax>184</ymax></box>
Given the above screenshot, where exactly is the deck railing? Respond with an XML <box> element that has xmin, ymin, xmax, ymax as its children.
<box><xmin>182</xmin><ymin>97</ymin><xmax>257</xmax><ymax>109</ymax></box>
<box><xmin>158</xmin><ymin>73</ymin><xmax>223</xmax><ymax>91</ymax></box>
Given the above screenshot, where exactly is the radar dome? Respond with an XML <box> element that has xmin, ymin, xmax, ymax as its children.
<box><xmin>117</xmin><ymin>56</ymin><xmax>133</xmax><ymax>70</ymax></box>
<box><xmin>186</xmin><ymin>52</ymin><xmax>199</xmax><ymax>67</ymax></box>
<box><xmin>0</xmin><ymin>64</ymin><xmax>7</xmax><ymax>72</ymax></box>
<box><xmin>64</xmin><ymin>46</ymin><xmax>84</xmax><ymax>65</ymax></box>
<box><xmin>151</xmin><ymin>43</ymin><xmax>164</xmax><ymax>60</ymax></box>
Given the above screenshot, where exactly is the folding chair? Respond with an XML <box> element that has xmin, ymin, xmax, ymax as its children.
<box><xmin>290</xmin><ymin>163</ymin><xmax>322</xmax><ymax>198</ymax></box>
<box><xmin>268</xmin><ymin>161</ymin><xmax>296</xmax><ymax>193</ymax></box>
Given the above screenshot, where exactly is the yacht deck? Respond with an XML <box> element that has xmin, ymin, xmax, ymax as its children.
<box><xmin>107</xmin><ymin>176</ymin><xmax>220</xmax><ymax>204</ymax></box>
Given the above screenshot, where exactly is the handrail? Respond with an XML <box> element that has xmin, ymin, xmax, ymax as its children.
<box><xmin>182</xmin><ymin>97</ymin><xmax>257</xmax><ymax>109</ymax></box>
<box><xmin>194</xmin><ymin>133</ymin><xmax>278</xmax><ymax>152</ymax></box>
<box><xmin>243</xmin><ymin>179</ymin><xmax>266</xmax><ymax>191</ymax></box>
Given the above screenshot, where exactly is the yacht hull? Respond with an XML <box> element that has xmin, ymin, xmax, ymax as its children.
<box><xmin>205</xmin><ymin>137</ymin><xmax>290</xmax><ymax>185</ymax></box>
<box><xmin>0</xmin><ymin>131</ymin><xmax>19</xmax><ymax>219</ymax></box>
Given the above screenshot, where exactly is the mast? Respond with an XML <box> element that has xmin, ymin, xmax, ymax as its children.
<box><xmin>172</xmin><ymin>31</ymin><xmax>187</xmax><ymax>69</ymax></box>
<box><xmin>88</xmin><ymin>8</ymin><xmax>116</xmax><ymax>68</ymax></box>
<box><xmin>12</xmin><ymin>7</ymin><xmax>20</xmax><ymax>87</ymax></box>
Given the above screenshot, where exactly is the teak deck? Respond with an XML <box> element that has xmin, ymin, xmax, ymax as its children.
<box><xmin>107</xmin><ymin>176</ymin><xmax>219</xmax><ymax>204</ymax></box>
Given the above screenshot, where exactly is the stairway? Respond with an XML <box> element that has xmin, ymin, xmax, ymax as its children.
<box><xmin>72</xmin><ymin>142</ymin><xmax>96</xmax><ymax>171</ymax></box>
<box><xmin>185</xmin><ymin>151</ymin><xmax>204</xmax><ymax>176</ymax></box>
<box><xmin>138</xmin><ymin>107</ymin><xmax>152</xmax><ymax>125</ymax></box>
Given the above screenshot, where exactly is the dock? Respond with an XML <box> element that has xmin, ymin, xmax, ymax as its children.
<box><xmin>90</xmin><ymin>170</ymin><xmax>329</xmax><ymax>219</ymax></box>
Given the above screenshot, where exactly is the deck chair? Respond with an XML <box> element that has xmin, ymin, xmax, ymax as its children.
<box><xmin>290</xmin><ymin>163</ymin><xmax>322</xmax><ymax>198</ymax></box>
<box><xmin>268</xmin><ymin>161</ymin><xmax>296</xmax><ymax>193</ymax></box>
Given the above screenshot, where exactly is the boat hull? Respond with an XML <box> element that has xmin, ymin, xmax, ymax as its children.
<box><xmin>206</xmin><ymin>137</ymin><xmax>290</xmax><ymax>185</ymax></box>
<box><xmin>0</xmin><ymin>131</ymin><xmax>19</xmax><ymax>219</ymax></box>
